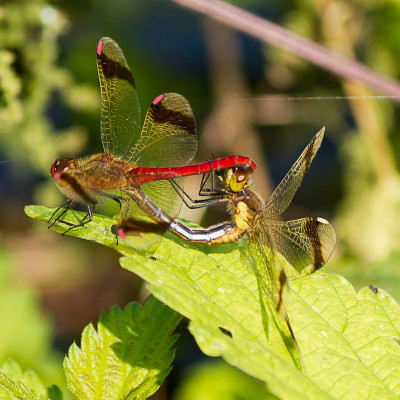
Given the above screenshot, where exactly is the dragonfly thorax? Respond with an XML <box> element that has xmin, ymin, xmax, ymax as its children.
<box><xmin>233</xmin><ymin>190</ymin><xmax>262</xmax><ymax>231</ymax></box>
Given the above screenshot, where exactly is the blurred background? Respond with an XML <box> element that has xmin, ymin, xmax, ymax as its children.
<box><xmin>1</xmin><ymin>0</ymin><xmax>400</xmax><ymax>398</ymax></box>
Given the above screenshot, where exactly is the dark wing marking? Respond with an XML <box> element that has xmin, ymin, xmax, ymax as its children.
<box><xmin>126</xmin><ymin>93</ymin><xmax>198</xmax><ymax>167</ymax></box>
<box><xmin>267</xmin><ymin>217</ymin><xmax>336</xmax><ymax>276</ymax></box>
<box><xmin>97</xmin><ymin>37</ymin><xmax>141</xmax><ymax>159</ymax></box>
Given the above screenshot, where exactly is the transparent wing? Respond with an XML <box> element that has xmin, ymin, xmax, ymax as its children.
<box><xmin>265</xmin><ymin>128</ymin><xmax>325</xmax><ymax>218</ymax></box>
<box><xmin>121</xmin><ymin>178</ymin><xmax>183</xmax><ymax>225</ymax></box>
<box><xmin>246</xmin><ymin>224</ymin><xmax>300</xmax><ymax>361</ymax></box>
<box><xmin>247</xmin><ymin>225</ymin><xmax>288</xmax><ymax>314</ymax></box>
<box><xmin>97</xmin><ymin>37</ymin><xmax>141</xmax><ymax>159</ymax></box>
<box><xmin>141</xmin><ymin>178</ymin><xmax>182</xmax><ymax>218</ymax></box>
<box><xmin>126</xmin><ymin>93</ymin><xmax>198</xmax><ymax>167</ymax></box>
<box><xmin>267</xmin><ymin>217</ymin><xmax>336</xmax><ymax>276</ymax></box>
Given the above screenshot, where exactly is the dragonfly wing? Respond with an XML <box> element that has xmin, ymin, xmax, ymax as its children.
<box><xmin>247</xmin><ymin>225</ymin><xmax>288</xmax><ymax>315</ymax></box>
<box><xmin>121</xmin><ymin>178</ymin><xmax>182</xmax><ymax>224</ymax></box>
<box><xmin>97</xmin><ymin>37</ymin><xmax>141</xmax><ymax>159</ymax></box>
<box><xmin>264</xmin><ymin>128</ymin><xmax>325</xmax><ymax>218</ymax></box>
<box><xmin>268</xmin><ymin>217</ymin><xmax>336</xmax><ymax>276</ymax></box>
<box><xmin>126</xmin><ymin>93</ymin><xmax>197</xmax><ymax>167</ymax></box>
<box><xmin>247</xmin><ymin>224</ymin><xmax>302</xmax><ymax>365</ymax></box>
<box><xmin>141</xmin><ymin>178</ymin><xmax>182</xmax><ymax>218</ymax></box>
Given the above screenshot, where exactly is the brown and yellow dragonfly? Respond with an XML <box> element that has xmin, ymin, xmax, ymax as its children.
<box><xmin>120</xmin><ymin>128</ymin><xmax>336</xmax><ymax>362</ymax></box>
<box><xmin>49</xmin><ymin>37</ymin><xmax>256</xmax><ymax>235</ymax></box>
<box><xmin>121</xmin><ymin>128</ymin><xmax>336</xmax><ymax>311</ymax></box>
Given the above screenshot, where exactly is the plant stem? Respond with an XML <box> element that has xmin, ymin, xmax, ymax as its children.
<box><xmin>169</xmin><ymin>0</ymin><xmax>400</xmax><ymax>100</ymax></box>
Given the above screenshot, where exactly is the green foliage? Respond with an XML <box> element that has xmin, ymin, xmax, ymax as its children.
<box><xmin>7</xmin><ymin>0</ymin><xmax>400</xmax><ymax>399</ymax></box>
<box><xmin>0</xmin><ymin>359</ymin><xmax>61</xmax><ymax>400</ymax></box>
<box><xmin>336</xmin><ymin>132</ymin><xmax>400</xmax><ymax>261</ymax></box>
<box><xmin>289</xmin><ymin>273</ymin><xmax>400</xmax><ymax>399</ymax></box>
<box><xmin>0</xmin><ymin>252</ymin><xmax>63</xmax><ymax>389</ymax></box>
<box><xmin>267</xmin><ymin>0</ymin><xmax>400</xmax><ymax>262</ymax></box>
<box><xmin>174</xmin><ymin>360</ymin><xmax>275</xmax><ymax>400</ymax></box>
<box><xmin>26</xmin><ymin>205</ymin><xmax>400</xmax><ymax>399</ymax></box>
<box><xmin>0</xmin><ymin>0</ymin><xmax>97</xmax><ymax>176</ymax></box>
<box><xmin>331</xmin><ymin>252</ymin><xmax>400</xmax><ymax>303</ymax></box>
<box><xmin>64</xmin><ymin>297</ymin><xmax>181</xmax><ymax>400</ymax></box>
<box><xmin>25</xmin><ymin>205</ymin><xmax>164</xmax><ymax>253</ymax></box>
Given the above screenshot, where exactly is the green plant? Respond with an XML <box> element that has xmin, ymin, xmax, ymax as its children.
<box><xmin>9</xmin><ymin>205</ymin><xmax>398</xmax><ymax>400</ymax></box>
<box><xmin>0</xmin><ymin>293</ymin><xmax>179</xmax><ymax>400</ymax></box>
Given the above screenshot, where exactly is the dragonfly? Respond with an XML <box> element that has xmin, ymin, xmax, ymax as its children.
<box><xmin>118</xmin><ymin>128</ymin><xmax>335</xmax><ymax>366</ymax></box>
<box><xmin>49</xmin><ymin>37</ymin><xmax>257</xmax><ymax>235</ymax></box>
<box><xmin>122</xmin><ymin>129</ymin><xmax>336</xmax><ymax>328</ymax></box>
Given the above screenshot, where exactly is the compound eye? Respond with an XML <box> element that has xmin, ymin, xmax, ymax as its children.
<box><xmin>234</xmin><ymin>168</ymin><xmax>249</xmax><ymax>183</ymax></box>
<box><xmin>50</xmin><ymin>158</ymin><xmax>75</xmax><ymax>177</ymax></box>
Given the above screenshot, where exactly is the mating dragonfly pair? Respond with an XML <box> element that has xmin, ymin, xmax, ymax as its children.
<box><xmin>49</xmin><ymin>37</ymin><xmax>336</xmax><ymax>341</ymax></box>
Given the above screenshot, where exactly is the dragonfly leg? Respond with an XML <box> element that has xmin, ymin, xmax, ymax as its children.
<box><xmin>48</xmin><ymin>199</ymin><xmax>75</xmax><ymax>228</ymax></box>
<box><xmin>169</xmin><ymin>179</ymin><xmax>227</xmax><ymax>209</ymax></box>
<box><xmin>61</xmin><ymin>205</ymin><xmax>93</xmax><ymax>236</ymax></box>
<box><xmin>197</xmin><ymin>169</ymin><xmax>227</xmax><ymax>197</ymax></box>
<box><xmin>96</xmin><ymin>191</ymin><xmax>133</xmax><ymax>243</ymax></box>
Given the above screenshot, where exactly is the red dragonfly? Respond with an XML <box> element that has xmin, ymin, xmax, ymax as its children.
<box><xmin>49</xmin><ymin>37</ymin><xmax>256</xmax><ymax>235</ymax></box>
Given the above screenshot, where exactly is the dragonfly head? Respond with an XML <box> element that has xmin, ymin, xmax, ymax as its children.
<box><xmin>225</xmin><ymin>167</ymin><xmax>251</xmax><ymax>193</ymax></box>
<box><xmin>50</xmin><ymin>158</ymin><xmax>77</xmax><ymax>184</ymax></box>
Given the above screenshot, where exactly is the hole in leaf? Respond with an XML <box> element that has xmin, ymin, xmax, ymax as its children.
<box><xmin>219</xmin><ymin>327</ymin><xmax>232</xmax><ymax>338</ymax></box>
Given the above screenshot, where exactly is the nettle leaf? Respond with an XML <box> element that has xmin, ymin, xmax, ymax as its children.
<box><xmin>0</xmin><ymin>359</ymin><xmax>56</xmax><ymax>400</ymax></box>
<box><xmin>289</xmin><ymin>274</ymin><xmax>400</xmax><ymax>399</ymax></box>
<box><xmin>27</xmin><ymin>206</ymin><xmax>400</xmax><ymax>399</ymax></box>
<box><xmin>121</xmin><ymin>236</ymin><xmax>330</xmax><ymax>400</ymax></box>
<box><xmin>25</xmin><ymin>206</ymin><xmax>161</xmax><ymax>254</ymax></box>
<box><xmin>63</xmin><ymin>297</ymin><xmax>180</xmax><ymax>400</ymax></box>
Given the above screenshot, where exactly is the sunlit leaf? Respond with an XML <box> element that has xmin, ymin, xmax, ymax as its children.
<box><xmin>63</xmin><ymin>297</ymin><xmax>180</xmax><ymax>400</ymax></box>
<box><xmin>0</xmin><ymin>359</ymin><xmax>55</xmax><ymax>400</ymax></box>
<box><xmin>27</xmin><ymin>205</ymin><xmax>400</xmax><ymax>399</ymax></box>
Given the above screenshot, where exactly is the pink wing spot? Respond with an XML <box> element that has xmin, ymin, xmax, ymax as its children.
<box><xmin>53</xmin><ymin>173</ymin><xmax>61</xmax><ymax>180</ymax></box>
<box><xmin>153</xmin><ymin>94</ymin><xmax>164</xmax><ymax>105</ymax></box>
<box><xmin>118</xmin><ymin>227</ymin><xmax>126</xmax><ymax>240</ymax></box>
<box><xmin>97</xmin><ymin>40</ymin><xmax>103</xmax><ymax>56</ymax></box>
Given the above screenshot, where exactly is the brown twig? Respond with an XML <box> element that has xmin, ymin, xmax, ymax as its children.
<box><xmin>169</xmin><ymin>0</ymin><xmax>400</xmax><ymax>100</ymax></box>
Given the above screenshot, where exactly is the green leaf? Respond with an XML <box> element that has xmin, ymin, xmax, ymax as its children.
<box><xmin>0</xmin><ymin>359</ymin><xmax>53</xmax><ymax>400</ymax></box>
<box><xmin>289</xmin><ymin>273</ymin><xmax>400</xmax><ymax>399</ymax></box>
<box><xmin>331</xmin><ymin>252</ymin><xmax>400</xmax><ymax>303</ymax></box>
<box><xmin>45</xmin><ymin>386</ymin><xmax>62</xmax><ymax>400</ymax></box>
<box><xmin>27</xmin><ymin>205</ymin><xmax>400</xmax><ymax>399</ymax></box>
<box><xmin>122</xmin><ymin>236</ymin><xmax>332</xmax><ymax>400</ymax></box>
<box><xmin>63</xmin><ymin>296</ymin><xmax>181</xmax><ymax>400</ymax></box>
<box><xmin>24</xmin><ymin>205</ymin><xmax>161</xmax><ymax>253</ymax></box>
